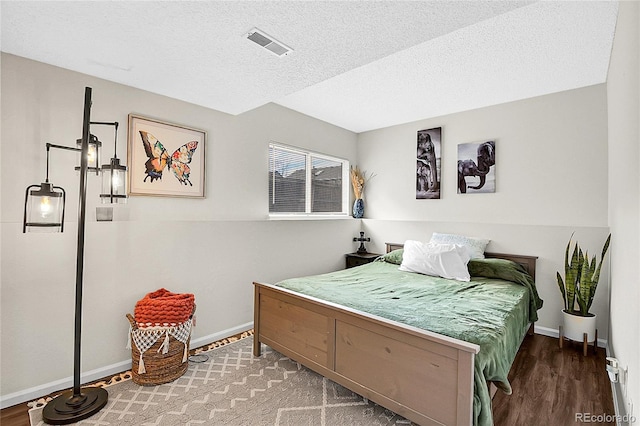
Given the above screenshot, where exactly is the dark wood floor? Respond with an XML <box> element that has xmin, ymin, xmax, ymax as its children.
<box><xmin>1</xmin><ymin>334</ymin><xmax>614</xmax><ymax>426</ymax></box>
<box><xmin>493</xmin><ymin>333</ymin><xmax>615</xmax><ymax>425</ymax></box>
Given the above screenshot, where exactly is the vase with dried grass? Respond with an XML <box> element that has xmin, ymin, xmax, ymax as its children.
<box><xmin>350</xmin><ymin>166</ymin><xmax>373</xmax><ymax>218</ymax></box>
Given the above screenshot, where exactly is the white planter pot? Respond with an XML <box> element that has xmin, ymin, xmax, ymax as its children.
<box><xmin>562</xmin><ymin>310</ymin><xmax>597</xmax><ymax>342</ymax></box>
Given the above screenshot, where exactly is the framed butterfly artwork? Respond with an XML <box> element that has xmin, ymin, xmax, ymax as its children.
<box><xmin>127</xmin><ymin>114</ymin><xmax>206</xmax><ymax>198</ymax></box>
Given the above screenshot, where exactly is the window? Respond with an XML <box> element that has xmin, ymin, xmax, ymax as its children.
<box><xmin>269</xmin><ymin>143</ymin><xmax>349</xmax><ymax>216</ymax></box>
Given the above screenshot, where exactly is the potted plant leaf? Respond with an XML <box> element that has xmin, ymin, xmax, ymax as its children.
<box><xmin>556</xmin><ymin>233</ymin><xmax>611</xmax><ymax>351</ymax></box>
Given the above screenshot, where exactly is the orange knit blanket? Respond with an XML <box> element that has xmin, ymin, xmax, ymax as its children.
<box><xmin>134</xmin><ymin>288</ymin><xmax>195</xmax><ymax>326</ymax></box>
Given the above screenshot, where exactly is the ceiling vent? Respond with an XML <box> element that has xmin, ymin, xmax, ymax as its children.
<box><xmin>246</xmin><ymin>28</ymin><xmax>293</xmax><ymax>57</ymax></box>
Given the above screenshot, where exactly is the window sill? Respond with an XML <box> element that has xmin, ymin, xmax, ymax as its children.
<box><xmin>268</xmin><ymin>214</ymin><xmax>354</xmax><ymax>221</ymax></box>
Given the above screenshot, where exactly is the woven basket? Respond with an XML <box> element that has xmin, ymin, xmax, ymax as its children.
<box><xmin>126</xmin><ymin>305</ymin><xmax>194</xmax><ymax>386</ymax></box>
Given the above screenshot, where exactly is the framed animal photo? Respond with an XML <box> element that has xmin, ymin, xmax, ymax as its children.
<box><xmin>457</xmin><ymin>141</ymin><xmax>495</xmax><ymax>194</ymax></box>
<box><xmin>127</xmin><ymin>114</ymin><xmax>206</xmax><ymax>198</ymax></box>
<box><xmin>416</xmin><ymin>127</ymin><xmax>441</xmax><ymax>199</ymax></box>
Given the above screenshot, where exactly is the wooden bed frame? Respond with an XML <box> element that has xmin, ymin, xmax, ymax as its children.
<box><xmin>253</xmin><ymin>243</ymin><xmax>537</xmax><ymax>425</ymax></box>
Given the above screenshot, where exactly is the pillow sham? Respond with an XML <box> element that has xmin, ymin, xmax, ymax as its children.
<box><xmin>468</xmin><ymin>258</ymin><xmax>543</xmax><ymax>322</ymax></box>
<box><xmin>429</xmin><ymin>232</ymin><xmax>490</xmax><ymax>259</ymax></box>
<box><xmin>380</xmin><ymin>249</ymin><xmax>404</xmax><ymax>265</ymax></box>
<box><xmin>399</xmin><ymin>240</ymin><xmax>471</xmax><ymax>282</ymax></box>
<box><xmin>468</xmin><ymin>258</ymin><xmax>526</xmax><ymax>278</ymax></box>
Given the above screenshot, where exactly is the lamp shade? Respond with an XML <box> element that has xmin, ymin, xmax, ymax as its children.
<box><xmin>75</xmin><ymin>134</ymin><xmax>101</xmax><ymax>173</ymax></box>
<box><xmin>23</xmin><ymin>182</ymin><xmax>66</xmax><ymax>232</ymax></box>
<box><xmin>100</xmin><ymin>157</ymin><xmax>127</xmax><ymax>204</ymax></box>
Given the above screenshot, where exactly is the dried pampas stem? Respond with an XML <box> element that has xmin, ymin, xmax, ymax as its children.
<box><xmin>350</xmin><ymin>166</ymin><xmax>374</xmax><ymax>199</ymax></box>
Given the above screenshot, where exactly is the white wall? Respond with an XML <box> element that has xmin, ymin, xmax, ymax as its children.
<box><xmin>0</xmin><ymin>54</ymin><xmax>360</xmax><ymax>403</ymax></box>
<box><xmin>358</xmin><ymin>85</ymin><xmax>608</xmax><ymax>226</ymax></box>
<box><xmin>607</xmin><ymin>1</ymin><xmax>640</xmax><ymax>419</ymax></box>
<box><xmin>357</xmin><ymin>85</ymin><xmax>611</xmax><ymax>339</ymax></box>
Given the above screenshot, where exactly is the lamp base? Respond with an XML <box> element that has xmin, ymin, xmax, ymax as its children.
<box><xmin>42</xmin><ymin>387</ymin><xmax>108</xmax><ymax>425</ymax></box>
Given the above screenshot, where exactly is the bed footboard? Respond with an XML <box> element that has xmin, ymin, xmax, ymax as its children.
<box><xmin>253</xmin><ymin>281</ymin><xmax>480</xmax><ymax>426</ymax></box>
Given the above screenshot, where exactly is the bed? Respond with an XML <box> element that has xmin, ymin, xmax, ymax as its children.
<box><xmin>253</xmin><ymin>242</ymin><xmax>542</xmax><ymax>425</ymax></box>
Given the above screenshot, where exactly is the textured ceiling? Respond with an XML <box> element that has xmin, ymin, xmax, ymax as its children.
<box><xmin>1</xmin><ymin>1</ymin><xmax>618</xmax><ymax>133</ymax></box>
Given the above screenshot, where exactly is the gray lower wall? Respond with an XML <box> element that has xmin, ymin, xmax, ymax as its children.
<box><xmin>1</xmin><ymin>219</ymin><xmax>360</xmax><ymax>400</ymax></box>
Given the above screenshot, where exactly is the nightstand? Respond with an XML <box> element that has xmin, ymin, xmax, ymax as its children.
<box><xmin>345</xmin><ymin>252</ymin><xmax>381</xmax><ymax>269</ymax></box>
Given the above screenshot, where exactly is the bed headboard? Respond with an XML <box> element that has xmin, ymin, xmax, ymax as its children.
<box><xmin>385</xmin><ymin>242</ymin><xmax>537</xmax><ymax>281</ymax></box>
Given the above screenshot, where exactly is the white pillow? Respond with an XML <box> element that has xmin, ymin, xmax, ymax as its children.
<box><xmin>399</xmin><ymin>240</ymin><xmax>471</xmax><ymax>282</ymax></box>
<box><xmin>429</xmin><ymin>232</ymin><xmax>490</xmax><ymax>259</ymax></box>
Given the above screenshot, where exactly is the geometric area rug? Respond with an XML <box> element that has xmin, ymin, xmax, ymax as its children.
<box><xmin>29</xmin><ymin>336</ymin><xmax>413</xmax><ymax>425</ymax></box>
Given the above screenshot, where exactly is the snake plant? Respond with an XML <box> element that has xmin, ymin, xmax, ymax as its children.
<box><xmin>556</xmin><ymin>233</ymin><xmax>611</xmax><ymax>316</ymax></box>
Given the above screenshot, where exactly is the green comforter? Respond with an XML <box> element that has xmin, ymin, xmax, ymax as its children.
<box><xmin>275</xmin><ymin>255</ymin><xmax>543</xmax><ymax>426</ymax></box>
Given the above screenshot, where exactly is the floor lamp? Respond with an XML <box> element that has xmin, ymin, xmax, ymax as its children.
<box><xmin>23</xmin><ymin>87</ymin><xmax>126</xmax><ymax>424</ymax></box>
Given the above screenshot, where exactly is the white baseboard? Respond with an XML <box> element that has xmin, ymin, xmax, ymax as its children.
<box><xmin>534</xmin><ymin>324</ymin><xmax>608</xmax><ymax>348</ymax></box>
<box><xmin>189</xmin><ymin>321</ymin><xmax>253</xmax><ymax>349</ymax></box>
<box><xmin>0</xmin><ymin>359</ymin><xmax>132</xmax><ymax>410</ymax></box>
<box><xmin>0</xmin><ymin>321</ymin><xmax>254</xmax><ymax>409</ymax></box>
